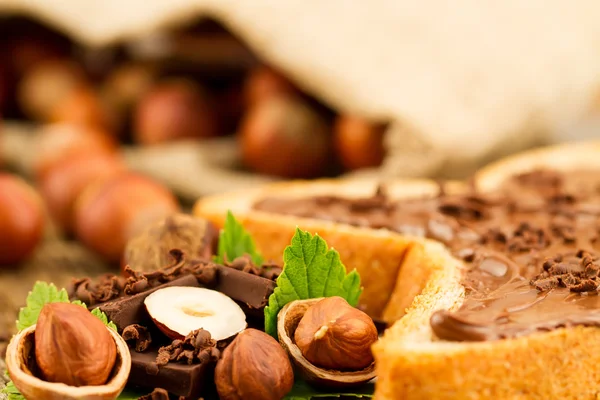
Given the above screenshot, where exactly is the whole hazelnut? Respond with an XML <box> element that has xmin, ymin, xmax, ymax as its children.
<box><xmin>0</xmin><ymin>174</ymin><xmax>45</xmax><ymax>266</ymax></box>
<box><xmin>333</xmin><ymin>115</ymin><xmax>386</xmax><ymax>171</ymax></box>
<box><xmin>73</xmin><ymin>172</ymin><xmax>180</xmax><ymax>262</ymax></box>
<box><xmin>243</xmin><ymin>66</ymin><xmax>295</xmax><ymax>107</ymax></box>
<box><xmin>33</xmin><ymin>123</ymin><xmax>119</xmax><ymax>180</ymax></box>
<box><xmin>215</xmin><ymin>328</ymin><xmax>294</xmax><ymax>400</ymax></box>
<box><xmin>294</xmin><ymin>297</ymin><xmax>377</xmax><ymax>370</ymax></box>
<box><xmin>133</xmin><ymin>79</ymin><xmax>217</xmax><ymax>145</ymax></box>
<box><xmin>238</xmin><ymin>95</ymin><xmax>330</xmax><ymax>178</ymax></box>
<box><xmin>39</xmin><ymin>152</ymin><xmax>126</xmax><ymax>233</ymax></box>
<box><xmin>50</xmin><ymin>86</ymin><xmax>115</xmax><ymax>130</ymax></box>
<box><xmin>35</xmin><ymin>302</ymin><xmax>117</xmax><ymax>386</ymax></box>
<box><xmin>124</xmin><ymin>213</ymin><xmax>218</xmax><ymax>272</ymax></box>
<box><xmin>17</xmin><ymin>59</ymin><xmax>87</xmax><ymax>121</ymax></box>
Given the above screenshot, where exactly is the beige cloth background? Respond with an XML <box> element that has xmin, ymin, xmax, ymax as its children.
<box><xmin>3</xmin><ymin>0</ymin><xmax>600</xmax><ymax>177</ymax></box>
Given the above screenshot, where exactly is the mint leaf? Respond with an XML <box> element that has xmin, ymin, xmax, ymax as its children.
<box><xmin>264</xmin><ymin>228</ymin><xmax>363</xmax><ymax>337</ymax></box>
<box><xmin>284</xmin><ymin>379</ymin><xmax>374</xmax><ymax>399</ymax></box>
<box><xmin>16</xmin><ymin>282</ymin><xmax>70</xmax><ymax>331</ymax></box>
<box><xmin>91</xmin><ymin>308</ymin><xmax>118</xmax><ymax>331</ymax></box>
<box><xmin>214</xmin><ymin>211</ymin><xmax>263</xmax><ymax>265</ymax></box>
<box><xmin>1</xmin><ymin>381</ymin><xmax>25</xmax><ymax>400</ymax></box>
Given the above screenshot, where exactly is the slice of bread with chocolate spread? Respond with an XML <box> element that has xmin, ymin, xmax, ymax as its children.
<box><xmin>194</xmin><ymin>140</ymin><xmax>600</xmax><ymax>399</ymax></box>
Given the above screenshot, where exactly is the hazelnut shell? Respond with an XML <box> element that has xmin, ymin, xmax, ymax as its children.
<box><xmin>277</xmin><ymin>298</ymin><xmax>376</xmax><ymax>389</ymax></box>
<box><xmin>6</xmin><ymin>325</ymin><xmax>131</xmax><ymax>400</ymax></box>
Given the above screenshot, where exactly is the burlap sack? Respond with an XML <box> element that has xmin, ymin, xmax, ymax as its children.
<box><xmin>3</xmin><ymin>0</ymin><xmax>600</xmax><ymax>177</ymax></box>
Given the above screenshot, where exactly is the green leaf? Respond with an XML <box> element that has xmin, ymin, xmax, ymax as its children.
<box><xmin>264</xmin><ymin>228</ymin><xmax>363</xmax><ymax>337</ymax></box>
<box><xmin>16</xmin><ymin>282</ymin><xmax>70</xmax><ymax>331</ymax></box>
<box><xmin>1</xmin><ymin>381</ymin><xmax>25</xmax><ymax>400</ymax></box>
<box><xmin>91</xmin><ymin>308</ymin><xmax>118</xmax><ymax>331</ymax></box>
<box><xmin>214</xmin><ymin>210</ymin><xmax>264</xmax><ymax>265</ymax></box>
<box><xmin>117</xmin><ymin>388</ymin><xmax>149</xmax><ymax>399</ymax></box>
<box><xmin>284</xmin><ymin>379</ymin><xmax>374</xmax><ymax>399</ymax></box>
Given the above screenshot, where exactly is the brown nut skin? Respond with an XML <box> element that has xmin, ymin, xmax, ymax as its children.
<box><xmin>0</xmin><ymin>174</ymin><xmax>45</xmax><ymax>266</ymax></box>
<box><xmin>35</xmin><ymin>302</ymin><xmax>117</xmax><ymax>386</ymax></box>
<box><xmin>73</xmin><ymin>172</ymin><xmax>180</xmax><ymax>262</ymax></box>
<box><xmin>133</xmin><ymin>79</ymin><xmax>217</xmax><ymax>145</ymax></box>
<box><xmin>243</xmin><ymin>66</ymin><xmax>295</xmax><ymax>107</ymax></box>
<box><xmin>333</xmin><ymin>115</ymin><xmax>386</xmax><ymax>171</ymax></box>
<box><xmin>39</xmin><ymin>152</ymin><xmax>126</xmax><ymax>234</ymax></box>
<box><xmin>294</xmin><ymin>296</ymin><xmax>377</xmax><ymax>371</ymax></box>
<box><xmin>238</xmin><ymin>95</ymin><xmax>330</xmax><ymax>179</ymax></box>
<box><xmin>215</xmin><ymin>328</ymin><xmax>294</xmax><ymax>400</ymax></box>
<box><xmin>33</xmin><ymin>123</ymin><xmax>118</xmax><ymax>181</ymax></box>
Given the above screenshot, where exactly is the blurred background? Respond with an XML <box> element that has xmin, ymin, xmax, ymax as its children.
<box><xmin>1</xmin><ymin>1</ymin><xmax>600</xmax><ymax>386</ymax></box>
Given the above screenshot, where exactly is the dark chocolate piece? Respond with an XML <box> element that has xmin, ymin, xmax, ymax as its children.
<box><xmin>129</xmin><ymin>347</ymin><xmax>215</xmax><ymax>399</ymax></box>
<box><xmin>95</xmin><ymin>275</ymin><xmax>200</xmax><ymax>331</ymax></box>
<box><xmin>215</xmin><ymin>265</ymin><xmax>276</xmax><ymax>310</ymax></box>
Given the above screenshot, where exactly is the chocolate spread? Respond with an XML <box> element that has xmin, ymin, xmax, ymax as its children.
<box><xmin>253</xmin><ymin>170</ymin><xmax>600</xmax><ymax>341</ymax></box>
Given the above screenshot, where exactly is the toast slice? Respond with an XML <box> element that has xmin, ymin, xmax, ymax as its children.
<box><xmin>193</xmin><ymin>141</ymin><xmax>600</xmax><ymax>399</ymax></box>
<box><xmin>193</xmin><ymin>178</ymin><xmax>466</xmax><ymax>321</ymax></box>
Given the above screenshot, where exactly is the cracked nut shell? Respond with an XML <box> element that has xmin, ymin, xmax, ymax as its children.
<box><xmin>35</xmin><ymin>302</ymin><xmax>117</xmax><ymax>386</ymax></box>
<box><xmin>215</xmin><ymin>328</ymin><xmax>294</xmax><ymax>400</ymax></box>
<box><xmin>6</xmin><ymin>319</ymin><xmax>131</xmax><ymax>399</ymax></box>
<box><xmin>278</xmin><ymin>298</ymin><xmax>377</xmax><ymax>388</ymax></box>
<box><xmin>295</xmin><ymin>296</ymin><xmax>377</xmax><ymax>370</ymax></box>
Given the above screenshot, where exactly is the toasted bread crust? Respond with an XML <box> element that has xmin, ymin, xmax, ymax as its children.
<box><xmin>193</xmin><ymin>178</ymin><xmax>458</xmax><ymax>319</ymax></box>
<box><xmin>193</xmin><ymin>141</ymin><xmax>600</xmax><ymax>399</ymax></box>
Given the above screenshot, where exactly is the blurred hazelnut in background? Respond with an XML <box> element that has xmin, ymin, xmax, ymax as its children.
<box><xmin>39</xmin><ymin>152</ymin><xmax>126</xmax><ymax>234</ymax></box>
<box><xmin>0</xmin><ymin>173</ymin><xmax>45</xmax><ymax>266</ymax></box>
<box><xmin>333</xmin><ymin>115</ymin><xmax>386</xmax><ymax>171</ymax></box>
<box><xmin>17</xmin><ymin>59</ymin><xmax>87</xmax><ymax>121</ymax></box>
<box><xmin>243</xmin><ymin>66</ymin><xmax>296</xmax><ymax>108</ymax></box>
<box><xmin>239</xmin><ymin>95</ymin><xmax>331</xmax><ymax>179</ymax></box>
<box><xmin>133</xmin><ymin>79</ymin><xmax>217</xmax><ymax>145</ymax></box>
<box><xmin>73</xmin><ymin>172</ymin><xmax>180</xmax><ymax>262</ymax></box>
<box><xmin>33</xmin><ymin>123</ymin><xmax>119</xmax><ymax>180</ymax></box>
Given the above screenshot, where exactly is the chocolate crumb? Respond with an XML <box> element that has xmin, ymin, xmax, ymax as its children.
<box><xmin>227</xmin><ymin>255</ymin><xmax>282</xmax><ymax>280</ymax></box>
<box><xmin>138</xmin><ymin>387</ymin><xmax>170</xmax><ymax>400</ymax></box>
<box><xmin>155</xmin><ymin>328</ymin><xmax>220</xmax><ymax>367</ymax></box>
<box><xmin>532</xmin><ymin>251</ymin><xmax>600</xmax><ymax>293</ymax></box>
<box><xmin>123</xmin><ymin>324</ymin><xmax>152</xmax><ymax>352</ymax></box>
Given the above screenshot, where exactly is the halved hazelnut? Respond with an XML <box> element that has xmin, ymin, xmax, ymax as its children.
<box><xmin>277</xmin><ymin>297</ymin><xmax>377</xmax><ymax>389</ymax></box>
<box><xmin>144</xmin><ymin>286</ymin><xmax>247</xmax><ymax>341</ymax></box>
<box><xmin>6</xmin><ymin>324</ymin><xmax>131</xmax><ymax>400</ymax></box>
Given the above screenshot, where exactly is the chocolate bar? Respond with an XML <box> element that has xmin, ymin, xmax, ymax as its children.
<box><xmin>129</xmin><ymin>347</ymin><xmax>217</xmax><ymax>399</ymax></box>
<box><xmin>95</xmin><ymin>275</ymin><xmax>200</xmax><ymax>331</ymax></box>
<box><xmin>96</xmin><ymin>266</ymin><xmax>276</xmax><ymax>331</ymax></box>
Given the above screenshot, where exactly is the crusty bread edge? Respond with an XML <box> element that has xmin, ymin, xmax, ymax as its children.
<box><xmin>193</xmin><ymin>178</ymin><xmax>466</xmax><ymax>321</ymax></box>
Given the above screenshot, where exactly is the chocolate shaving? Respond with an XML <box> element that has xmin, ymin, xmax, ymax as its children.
<box><xmin>531</xmin><ymin>250</ymin><xmax>600</xmax><ymax>293</ymax></box>
<box><xmin>122</xmin><ymin>324</ymin><xmax>152</xmax><ymax>352</ymax></box>
<box><xmin>439</xmin><ymin>196</ymin><xmax>489</xmax><ymax>220</ymax></box>
<box><xmin>69</xmin><ymin>250</ymin><xmax>219</xmax><ymax>304</ymax></box>
<box><xmin>138</xmin><ymin>388</ymin><xmax>170</xmax><ymax>400</ymax></box>
<box><xmin>227</xmin><ymin>255</ymin><xmax>282</xmax><ymax>280</ymax></box>
<box><xmin>155</xmin><ymin>329</ymin><xmax>220</xmax><ymax>368</ymax></box>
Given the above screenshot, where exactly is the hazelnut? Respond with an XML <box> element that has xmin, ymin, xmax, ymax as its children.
<box><xmin>333</xmin><ymin>115</ymin><xmax>386</xmax><ymax>171</ymax></box>
<box><xmin>17</xmin><ymin>59</ymin><xmax>87</xmax><ymax>121</ymax></box>
<box><xmin>50</xmin><ymin>85</ymin><xmax>116</xmax><ymax>131</ymax></box>
<box><xmin>73</xmin><ymin>172</ymin><xmax>180</xmax><ymax>262</ymax></box>
<box><xmin>295</xmin><ymin>297</ymin><xmax>377</xmax><ymax>370</ymax></box>
<box><xmin>39</xmin><ymin>152</ymin><xmax>126</xmax><ymax>234</ymax></box>
<box><xmin>6</xmin><ymin>319</ymin><xmax>131</xmax><ymax>399</ymax></box>
<box><xmin>215</xmin><ymin>329</ymin><xmax>294</xmax><ymax>400</ymax></box>
<box><xmin>33</xmin><ymin>123</ymin><xmax>119</xmax><ymax>180</ymax></box>
<box><xmin>35</xmin><ymin>302</ymin><xmax>117</xmax><ymax>386</ymax></box>
<box><xmin>278</xmin><ymin>298</ymin><xmax>377</xmax><ymax>388</ymax></box>
<box><xmin>0</xmin><ymin>173</ymin><xmax>45</xmax><ymax>266</ymax></box>
<box><xmin>238</xmin><ymin>95</ymin><xmax>330</xmax><ymax>178</ymax></box>
<box><xmin>124</xmin><ymin>213</ymin><xmax>218</xmax><ymax>273</ymax></box>
<box><xmin>133</xmin><ymin>79</ymin><xmax>217</xmax><ymax>145</ymax></box>
<box><xmin>243</xmin><ymin>66</ymin><xmax>295</xmax><ymax>107</ymax></box>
